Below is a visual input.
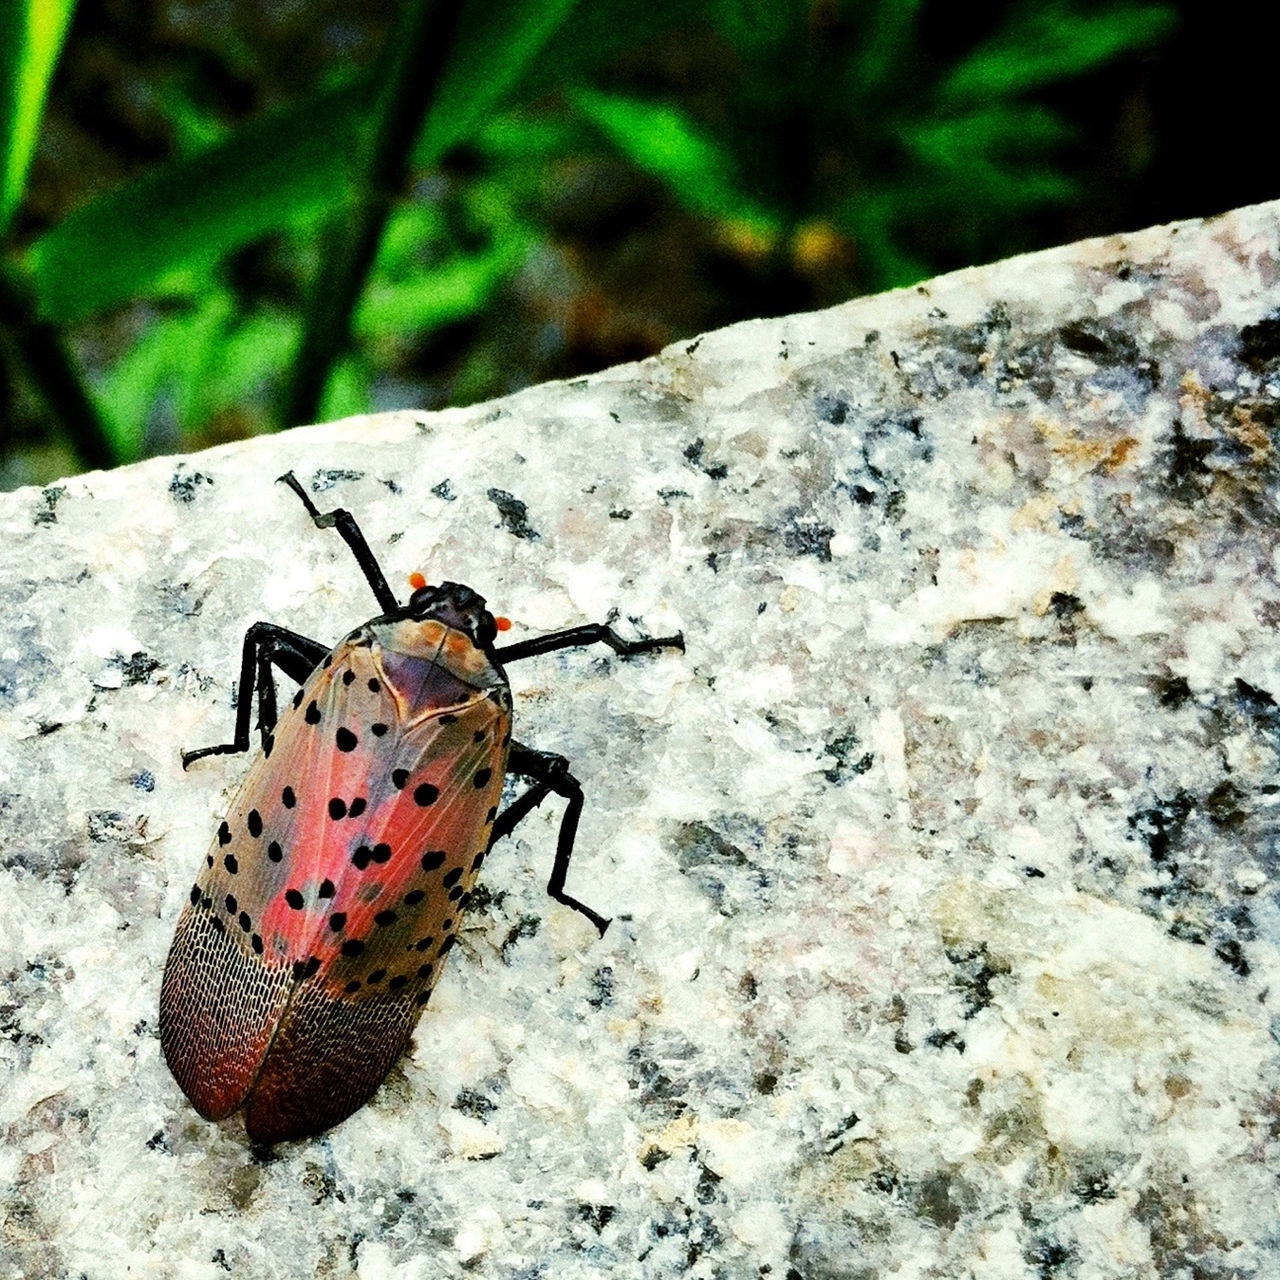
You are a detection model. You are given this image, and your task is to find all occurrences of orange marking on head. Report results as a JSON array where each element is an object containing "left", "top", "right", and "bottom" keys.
[
  {"left": 408, "top": 572, "right": 427, "bottom": 591},
  {"left": 446, "top": 632, "right": 468, "bottom": 655},
  {"left": 494, "top": 616, "right": 512, "bottom": 632}
]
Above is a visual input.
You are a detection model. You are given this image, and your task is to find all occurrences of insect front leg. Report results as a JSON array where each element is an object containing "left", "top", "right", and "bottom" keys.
[
  {"left": 181, "top": 622, "right": 329, "bottom": 768},
  {"left": 494, "top": 743, "right": 609, "bottom": 936},
  {"left": 277, "top": 472, "right": 401, "bottom": 615},
  {"left": 494, "top": 621, "right": 685, "bottom": 666}
]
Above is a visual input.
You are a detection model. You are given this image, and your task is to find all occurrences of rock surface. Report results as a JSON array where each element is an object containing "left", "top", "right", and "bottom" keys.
[{"left": 2, "top": 200, "right": 1279, "bottom": 1279}]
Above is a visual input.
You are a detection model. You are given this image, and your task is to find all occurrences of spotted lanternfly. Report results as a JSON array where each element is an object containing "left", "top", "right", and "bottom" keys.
[{"left": 159, "top": 472, "right": 683, "bottom": 1144}]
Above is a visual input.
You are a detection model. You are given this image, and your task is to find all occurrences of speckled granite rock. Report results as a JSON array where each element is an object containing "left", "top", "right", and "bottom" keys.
[{"left": 3, "top": 201, "right": 1280, "bottom": 1279}]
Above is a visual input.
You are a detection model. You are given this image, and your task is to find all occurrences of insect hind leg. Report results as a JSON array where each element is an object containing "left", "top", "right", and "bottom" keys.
[
  {"left": 277, "top": 472, "right": 401, "bottom": 615},
  {"left": 181, "top": 622, "right": 329, "bottom": 769},
  {"left": 493, "top": 743, "right": 608, "bottom": 936}
]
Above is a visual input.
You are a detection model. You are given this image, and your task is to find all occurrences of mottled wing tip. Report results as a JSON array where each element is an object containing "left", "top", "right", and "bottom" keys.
[
  {"left": 242, "top": 985, "right": 419, "bottom": 1143},
  {"left": 159, "top": 905, "right": 291, "bottom": 1122}
]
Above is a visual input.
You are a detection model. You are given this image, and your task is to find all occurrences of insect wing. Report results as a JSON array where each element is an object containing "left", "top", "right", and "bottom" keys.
[
  {"left": 241, "top": 640, "right": 509, "bottom": 1141},
  {"left": 161, "top": 629, "right": 511, "bottom": 1141}
]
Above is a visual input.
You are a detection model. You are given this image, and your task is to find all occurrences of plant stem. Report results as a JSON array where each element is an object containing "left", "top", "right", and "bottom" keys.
[
  {"left": 0, "top": 259, "right": 116, "bottom": 472},
  {"left": 282, "top": 0, "right": 468, "bottom": 429}
]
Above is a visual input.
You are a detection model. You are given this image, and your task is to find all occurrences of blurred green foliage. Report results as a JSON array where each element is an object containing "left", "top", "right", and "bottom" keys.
[{"left": 0, "top": 0, "right": 1177, "bottom": 488}]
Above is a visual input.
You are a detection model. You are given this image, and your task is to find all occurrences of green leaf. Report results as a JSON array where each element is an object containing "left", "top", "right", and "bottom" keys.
[
  {"left": 318, "top": 355, "right": 371, "bottom": 423},
  {"left": 0, "top": 0, "right": 77, "bottom": 236},
  {"left": 414, "top": 0, "right": 580, "bottom": 168},
  {"left": 571, "top": 87, "right": 782, "bottom": 235},
  {"left": 97, "top": 291, "right": 230, "bottom": 459},
  {"left": 27, "top": 78, "right": 370, "bottom": 324},
  {"left": 904, "top": 106, "right": 1075, "bottom": 169},
  {"left": 356, "top": 235, "right": 530, "bottom": 343},
  {"left": 852, "top": 0, "right": 928, "bottom": 96},
  {"left": 511, "top": 0, "right": 689, "bottom": 98},
  {"left": 939, "top": 4, "right": 1177, "bottom": 105}
]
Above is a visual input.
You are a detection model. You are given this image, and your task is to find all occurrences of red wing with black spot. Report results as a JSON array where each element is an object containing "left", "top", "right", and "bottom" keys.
[{"left": 160, "top": 624, "right": 509, "bottom": 1142}]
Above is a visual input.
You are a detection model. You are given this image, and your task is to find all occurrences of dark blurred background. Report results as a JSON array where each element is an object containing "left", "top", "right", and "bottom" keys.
[{"left": 0, "top": 0, "right": 1272, "bottom": 489}]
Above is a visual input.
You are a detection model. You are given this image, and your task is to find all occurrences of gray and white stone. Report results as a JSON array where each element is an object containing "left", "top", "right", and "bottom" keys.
[{"left": 2, "top": 200, "right": 1279, "bottom": 1279}]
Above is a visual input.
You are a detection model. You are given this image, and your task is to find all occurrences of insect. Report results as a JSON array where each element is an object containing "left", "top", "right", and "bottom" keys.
[{"left": 159, "top": 472, "right": 683, "bottom": 1144}]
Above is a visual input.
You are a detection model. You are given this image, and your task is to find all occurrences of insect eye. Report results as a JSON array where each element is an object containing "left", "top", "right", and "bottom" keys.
[
  {"left": 494, "top": 616, "right": 512, "bottom": 632},
  {"left": 408, "top": 572, "right": 427, "bottom": 591}
]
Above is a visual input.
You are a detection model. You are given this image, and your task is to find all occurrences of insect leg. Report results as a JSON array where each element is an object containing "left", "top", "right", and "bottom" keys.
[
  {"left": 494, "top": 622, "right": 685, "bottom": 665},
  {"left": 277, "top": 471, "right": 401, "bottom": 615},
  {"left": 181, "top": 622, "right": 329, "bottom": 768},
  {"left": 494, "top": 743, "right": 609, "bottom": 936}
]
